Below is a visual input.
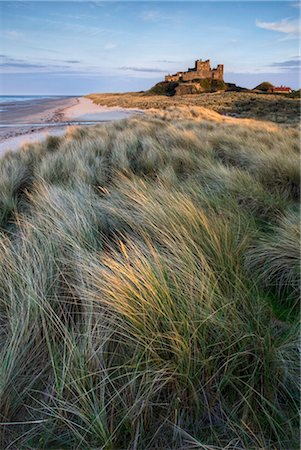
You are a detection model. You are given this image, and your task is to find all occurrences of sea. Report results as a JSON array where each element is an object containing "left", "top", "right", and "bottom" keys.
[
  {"left": 0, "top": 95, "right": 74, "bottom": 103},
  {"left": 0, "top": 95, "right": 78, "bottom": 113}
]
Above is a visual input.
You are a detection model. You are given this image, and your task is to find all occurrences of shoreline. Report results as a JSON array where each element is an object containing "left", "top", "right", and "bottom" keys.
[
  {"left": 0, "top": 97, "right": 142, "bottom": 155},
  {"left": 0, "top": 96, "right": 78, "bottom": 152}
]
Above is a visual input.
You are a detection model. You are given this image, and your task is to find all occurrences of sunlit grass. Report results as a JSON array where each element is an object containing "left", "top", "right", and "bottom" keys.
[
  {"left": 87, "top": 91, "right": 300, "bottom": 124},
  {"left": 0, "top": 106, "right": 299, "bottom": 449}
]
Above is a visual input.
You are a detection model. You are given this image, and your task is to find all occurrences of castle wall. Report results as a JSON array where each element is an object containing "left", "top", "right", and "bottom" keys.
[
  {"left": 165, "top": 71, "right": 185, "bottom": 82},
  {"left": 165, "top": 75, "right": 179, "bottom": 82},
  {"left": 165, "top": 60, "right": 224, "bottom": 83},
  {"left": 182, "top": 69, "right": 212, "bottom": 81}
]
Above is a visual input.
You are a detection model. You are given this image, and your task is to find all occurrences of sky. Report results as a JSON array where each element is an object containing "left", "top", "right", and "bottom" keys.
[{"left": 1, "top": 0, "right": 300, "bottom": 94}]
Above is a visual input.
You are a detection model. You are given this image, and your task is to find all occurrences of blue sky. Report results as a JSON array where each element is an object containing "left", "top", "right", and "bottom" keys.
[{"left": 1, "top": 1, "right": 300, "bottom": 94}]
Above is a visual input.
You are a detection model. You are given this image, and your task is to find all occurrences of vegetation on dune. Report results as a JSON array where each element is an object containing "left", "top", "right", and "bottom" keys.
[
  {"left": 147, "top": 80, "right": 179, "bottom": 96},
  {"left": 0, "top": 105, "right": 300, "bottom": 449},
  {"left": 87, "top": 91, "right": 300, "bottom": 124},
  {"left": 148, "top": 78, "right": 227, "bottom": 96},
  {"left": 254, "top": 82, "right": 274, "bottom": 92},
  {"left": 287, "top": 89, "right": 301, "bottom": 99}
]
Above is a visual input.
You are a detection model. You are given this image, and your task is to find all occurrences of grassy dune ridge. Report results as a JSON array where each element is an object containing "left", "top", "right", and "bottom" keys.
[
  {"left": 87, "top": 91, "right": 300, "bottom": 124},
  {"left": 0, "top": 105, "right": 300, "bottom": 449}
]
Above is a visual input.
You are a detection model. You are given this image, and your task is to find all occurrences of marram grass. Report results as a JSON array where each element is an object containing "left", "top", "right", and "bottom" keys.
[{"left": 0, "top": 105, "right": 299, "bottom": 449}]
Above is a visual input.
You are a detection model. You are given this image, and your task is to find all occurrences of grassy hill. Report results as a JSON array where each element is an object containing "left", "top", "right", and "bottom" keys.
[
  {"left": 0, "top": 104, "right": 299, "bottom": 449},
  {"left": 148, "top": 78, "right": 228, "bottom": 95},
  {"left": 254, "top": 81, "right": 274, "bottom": 92},
  {"left": 148, "top": 80, "right": 179, "bottom": 95}
]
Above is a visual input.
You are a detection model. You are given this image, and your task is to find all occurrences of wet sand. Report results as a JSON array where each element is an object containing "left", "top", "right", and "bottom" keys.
[
  {"left": 0, "top": 96, "right": 78, "bottom": 126},
  {"left": 0, "top": 97, "right": 142, "bottom": 154}
]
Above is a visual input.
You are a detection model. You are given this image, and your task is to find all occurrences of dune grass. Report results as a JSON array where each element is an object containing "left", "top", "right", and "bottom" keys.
[
  {"left": 87, "top": 91, "right": 300, "bottom": 124},
  {"left": 0, "top": 105, "right": 299, "bottom": 449}
]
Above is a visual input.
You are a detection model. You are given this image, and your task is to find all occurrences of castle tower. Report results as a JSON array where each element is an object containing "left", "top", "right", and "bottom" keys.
[
  {"left": 195, "top": 59, "right": 211, "bottom": 73},
  {"left": 211, "top": 64, "right": 224, "bottom": 80}
]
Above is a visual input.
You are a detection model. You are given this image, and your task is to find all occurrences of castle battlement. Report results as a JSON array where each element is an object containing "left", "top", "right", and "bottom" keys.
[{"left": 165, "top": 59, "right": 224, "bottom": 83}]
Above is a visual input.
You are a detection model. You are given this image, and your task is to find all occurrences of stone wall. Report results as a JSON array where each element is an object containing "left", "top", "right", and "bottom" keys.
[
  {"left": 212, "top": 65, "right": 224, "bottom": 80},
  {"left": 164, "top": 75, "right": 179, "bottom": 82},
  {"left": 165, "top": 59, "right": 224, "bottom": 83}
]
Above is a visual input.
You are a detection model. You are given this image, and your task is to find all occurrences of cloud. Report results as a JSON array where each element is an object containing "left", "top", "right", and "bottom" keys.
[
  {"left": 141, "top": 10, "right": 161, "bottom": 22},
  {"left": 0, "top": 55, "right": 124, "bottom": 77},
  {"left": 269, "top": 58, "right": 300, "bottom": 72},
  {"left": 50, "top": 12, "right": 96, "bottom": 20},
  {"left": 28, "top": 46, "right": 61, "bottom": 54},
  {"left": 64, "top": 60, "right": 81, "bottom": 64},
  {"left": 118, "top": 66, "right": 165, "bottom": 73},
  {"left": 271, "top": 59, "right": 300, "bottom": 67},
  {"left": 256, "top": 18, "right": 300, "bottom": 35},
  {"left": 139, "top": 8, "right": 182, "bottom": 25},
  {"left": 2, "top": 62, "right": 47, "bottom": 69},
  {"left": 228, "top": 56, "right": 300, "bottom": 76},
  {"left": 104, "top": 43, "right": 117, "bottom": 50},
  {"left": 0, "top": 55, "right": 72, "bottom": 73},
  {"left": 208, "top": 25, "right": 240, "bottom": 33},
  {"left": 19, "top": 14, "right": 128, "bottom": 38},
  {"left": 156, "top": 59, "right": 178, "bottom": 64},
  {"left": 3, "top": 30, "right": 24, "bottom": 40}
]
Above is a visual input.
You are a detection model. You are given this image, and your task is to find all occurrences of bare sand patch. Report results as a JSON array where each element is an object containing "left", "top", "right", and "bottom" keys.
[{"left": 63, "top": 97, "right": 142, "bottom": 122}]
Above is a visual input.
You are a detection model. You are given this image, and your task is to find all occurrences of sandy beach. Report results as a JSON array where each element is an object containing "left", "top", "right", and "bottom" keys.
[{"left": 0, "top": 97, "right": 142, "bottom": 154}]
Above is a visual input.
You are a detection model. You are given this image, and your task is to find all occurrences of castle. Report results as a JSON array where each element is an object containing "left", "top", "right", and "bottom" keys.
[{"left": 165, "top": 59, "right": 224, "bottom": 83}]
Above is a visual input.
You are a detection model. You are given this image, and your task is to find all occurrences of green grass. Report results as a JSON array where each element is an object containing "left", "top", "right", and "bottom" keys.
[
  {"left": 0, "top": 106, "right": 300, "bottom": 449},
  {"left": 254, "top": 82, "right": 274, "bottom": 92}
]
